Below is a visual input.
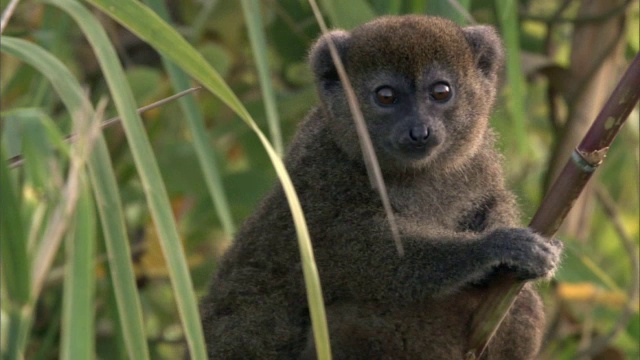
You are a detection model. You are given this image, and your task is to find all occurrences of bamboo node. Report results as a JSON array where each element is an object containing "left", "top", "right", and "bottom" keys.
[{"left": 572, "top": 147, "right": 609, "bottom": 171}]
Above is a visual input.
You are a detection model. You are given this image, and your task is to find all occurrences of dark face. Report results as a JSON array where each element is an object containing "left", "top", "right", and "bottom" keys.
[
  {"left": 353, "top": 66, "right": 460, "bottom": 169},
  {"left": 311, "top": 16, "right": 503, "bottom": 174}
]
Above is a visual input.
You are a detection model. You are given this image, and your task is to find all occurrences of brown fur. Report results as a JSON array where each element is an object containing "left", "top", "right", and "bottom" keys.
[{"left": 199, "top": 16, "right": 562, "bottom": 359}]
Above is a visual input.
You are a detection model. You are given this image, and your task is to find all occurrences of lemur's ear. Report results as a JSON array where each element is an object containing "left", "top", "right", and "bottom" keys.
[
  {"left": 309, "top": 30, "right": 351, "bottom": 90},
  {"left": 463, "top": 25, "right": 504, "bottom": 81}
]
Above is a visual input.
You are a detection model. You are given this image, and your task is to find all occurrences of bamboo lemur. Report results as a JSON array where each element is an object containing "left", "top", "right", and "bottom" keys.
[{"left": 199, "top": 15, "right": 563, "bottom": 359}]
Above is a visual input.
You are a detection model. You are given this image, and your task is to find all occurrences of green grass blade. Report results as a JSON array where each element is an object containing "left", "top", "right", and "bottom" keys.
[
  {"left": 6, "top": 109, "right": 68, "bottom": 256},
  {"left": 32, "top": 305, "right": 62, "bottom": 360},
  {"left": 60, "top": 180, "right": 96, "bottom": 360},
  {"left": 87, "top": 133, "right": 149, "bottom": 360},
  {"left": 318, "top": 0, "right": 376, "bottom": 28},
  {"left": 142, "top": 0, "right": 236, "bottom": 237},
  {"left": 240, "top": 0, "right": 284, "bottom": 156},
  {"left": 0, "top": 143, "right": 30, "bottom": 306},
  {"left": 386, "top": 0, "right": 402, "bottom": 15},
  {"left": 0, "top": 35, "right": 150, "bottom": 360},
  {"left": 81, "top": 0, "right": 330, "bottom": 357},
  {"left": 495, "top": 0, "right": 528, "bottom": 156},
  {"left": 101, "top": 266, "right": 129, "bottom": 360},
  {"left": 19, "top": 113, "right": 61, "bottom": 194},
  {"left": 3, "top": 308, "right": 33, "bottom": 360},
  {"left": 87, "top": 112, "right": 152, "bottom": 355},
  {"left": 4, "top": 108, "right": 71, "bottom": 163},
  {"left": 86, "top": 0, "right": 252, "bottom": 121},
  {"left": 0, "top": 37, "right": 89, "bottom": 114},
  {"left": 41, "top": 0, "right": 207, "bottom": 357},
  {"left": 0, "top": 143, "right": 33, "bottom": 360},
  {"left": 426, "top": 0, "right": 471, "bottom": 24},
  {"left": 409, "top": 0, "right": 428, "bottom": 14},
  {"left": 1, "top": 35, "right": 88, "bottom": 299}
]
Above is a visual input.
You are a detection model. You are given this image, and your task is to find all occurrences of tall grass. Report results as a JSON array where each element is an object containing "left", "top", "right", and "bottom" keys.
[
  {"left": 2, "top": 0, "right": 329, "bottom": 358},
  {"left": 1, "top": 1, "right": 637, "bottom": 359}
]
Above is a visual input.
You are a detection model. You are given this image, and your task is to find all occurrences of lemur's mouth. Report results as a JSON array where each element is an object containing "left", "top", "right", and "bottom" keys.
[{"left": 394, "top": 132, "right": 441, "bottom": 160}]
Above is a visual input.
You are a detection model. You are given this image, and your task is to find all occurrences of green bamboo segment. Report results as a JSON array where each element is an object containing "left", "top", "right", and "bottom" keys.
[
  {"left": 240, "top": 0, "right": 284, "bottom": 156},
  {"left": 0, "top": 35, "right": 150, "bottom": 359},
  {"left": 143, "top": 0, "right": 236, "bottom": 237},
  {"left": 61, "top": 181, "right": 96, "bottom": 360},
  {"left": 41, "top": 0, "right": 207, "bottom": 358},
  {"left": 82, "top": 0, "right": 330, "bottom": 357}
]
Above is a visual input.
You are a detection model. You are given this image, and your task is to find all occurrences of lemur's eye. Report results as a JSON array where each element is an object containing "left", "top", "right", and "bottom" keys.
[
  {"left": 375, "top": 86, "right": 397, "bottom": 106},
  {"left": 430, "top": 82, "right": 451, "bottom": 102}
]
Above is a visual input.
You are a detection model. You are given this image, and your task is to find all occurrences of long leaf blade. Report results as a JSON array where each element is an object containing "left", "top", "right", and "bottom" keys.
[
  {"left": 495, "top": 0, "right": 528, "bottom": 156},
  {"left": 61, "top": 180, "right": 96, "bottom": 360},
  {"left": 0, "top": 142, "right": 30, "bottom": 306},
  {"left": 1, "top": 35, "right": 151, "bottom": 360},
  {"left": 41, "top": 0, "right": 207, "bottom": 357},
  {"left": 81, "top": 0, "right": 330, "bottom": 357},
  {"left": 142, "top": 0, "right": 236, "bottom": 237},
  {"left": 240, "top": 0, "right": 284, "bottom": 155}
]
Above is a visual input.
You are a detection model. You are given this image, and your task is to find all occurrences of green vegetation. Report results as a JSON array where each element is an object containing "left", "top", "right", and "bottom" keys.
[{"left": 1, "top": 1, "right": 638, "bottom": 359}]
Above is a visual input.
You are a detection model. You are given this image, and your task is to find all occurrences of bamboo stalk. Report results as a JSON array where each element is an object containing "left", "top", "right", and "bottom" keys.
[{"left": 465, "top": 52, "right": 640, "bottom": 359}]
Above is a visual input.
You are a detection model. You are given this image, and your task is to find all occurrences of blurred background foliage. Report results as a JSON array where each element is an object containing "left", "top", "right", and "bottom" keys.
[{"left": 0, "top": 0, "right": 638, "bottom": 359}]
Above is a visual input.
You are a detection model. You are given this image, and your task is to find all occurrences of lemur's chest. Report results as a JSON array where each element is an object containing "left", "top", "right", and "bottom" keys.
[{"left": 388, "top": 179, "right": 483, "bottom": 232}]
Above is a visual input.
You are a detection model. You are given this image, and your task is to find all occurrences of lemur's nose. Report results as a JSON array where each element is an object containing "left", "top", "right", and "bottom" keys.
[{"left": 409, "top": 124, "right": 430, "bottom": 146}]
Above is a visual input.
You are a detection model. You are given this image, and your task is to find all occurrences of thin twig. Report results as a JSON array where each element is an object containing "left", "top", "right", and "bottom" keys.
[
  {"left": 80, "top": 86, "right": 201, "bottom": 137},
  {"left": 8, "top": 86, "right": 201, "bottom": 168},
  {"left": 0, "top": 0, "right": 20, "bottom": 34},
  {"left": 307, "top": 0, "right": 403, "bottom": 257}
]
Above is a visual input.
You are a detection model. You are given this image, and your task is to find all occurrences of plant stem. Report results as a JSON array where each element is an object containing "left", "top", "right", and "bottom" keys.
[{"left": 465, "top": 52, "right": 640, "bottom": 359}]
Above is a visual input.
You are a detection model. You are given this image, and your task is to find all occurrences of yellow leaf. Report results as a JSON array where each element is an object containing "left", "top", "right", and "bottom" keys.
[{"left": 557, "top": 282, "right": 636, "bottom": 310}]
